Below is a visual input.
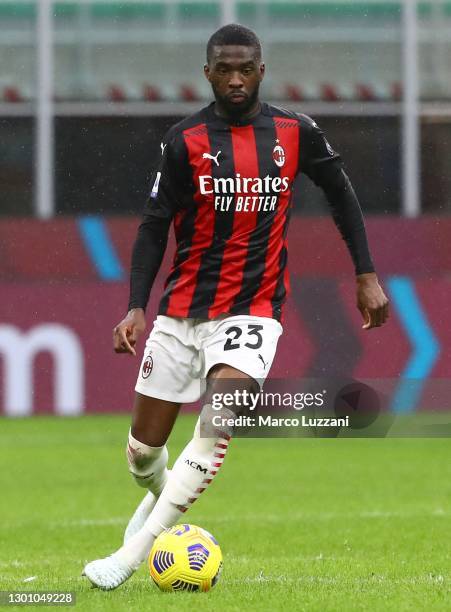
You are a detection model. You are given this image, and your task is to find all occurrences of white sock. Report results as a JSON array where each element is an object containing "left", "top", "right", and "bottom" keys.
[
  {"left": 116, "top": 408, "right": 233, "bottom": 568},
  {"left": 126, "top": 430, "right": 169, "bottom": 496}
]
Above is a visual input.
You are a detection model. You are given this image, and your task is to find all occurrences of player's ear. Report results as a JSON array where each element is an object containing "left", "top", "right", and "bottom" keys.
[
  {"left": 259, "top": 63, "right": 265, "bottom": 80},
  {"left": 204, "top": 64, "right": 211, "bottom": 82}
]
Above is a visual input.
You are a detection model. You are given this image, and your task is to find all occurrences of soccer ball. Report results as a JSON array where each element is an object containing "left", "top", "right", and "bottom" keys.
[{"left": 149, "top": 524, "right": 223, "bottom": 592}]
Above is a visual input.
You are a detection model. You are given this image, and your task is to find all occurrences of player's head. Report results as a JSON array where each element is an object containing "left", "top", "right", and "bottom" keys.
[{"left": 204, "top": 24, "right": 265, "bottom": 117}]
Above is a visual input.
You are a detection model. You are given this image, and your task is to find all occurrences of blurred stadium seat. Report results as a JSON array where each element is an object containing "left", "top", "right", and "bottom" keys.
[
  {"left": 2, "top": 1, "right": 451, "bottom": 215},
  {"left": 1, "top": 1, "right": 451, "bottom": 102}
]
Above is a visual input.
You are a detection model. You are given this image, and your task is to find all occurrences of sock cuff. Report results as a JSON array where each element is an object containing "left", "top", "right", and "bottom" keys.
[{"left": 128, "top": 429, "right": 166, "bottom": 454}]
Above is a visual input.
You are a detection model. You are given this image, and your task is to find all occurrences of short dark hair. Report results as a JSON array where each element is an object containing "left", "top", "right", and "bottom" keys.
[{"left": 206, "top": 24, "right": 262, "bottom": 63}]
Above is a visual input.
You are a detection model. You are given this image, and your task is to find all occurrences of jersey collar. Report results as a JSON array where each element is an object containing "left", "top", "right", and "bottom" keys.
[{"left": 205, "top": 101, "right": 270, "bottom": 127}]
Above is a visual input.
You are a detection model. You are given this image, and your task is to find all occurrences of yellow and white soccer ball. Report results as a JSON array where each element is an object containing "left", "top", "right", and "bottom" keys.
[{"left": 148, "top": 524, "right": 223, "bottom": 592}]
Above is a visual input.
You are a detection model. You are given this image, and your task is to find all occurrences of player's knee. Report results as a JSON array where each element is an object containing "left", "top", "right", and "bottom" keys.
[
  {"left": 206, "top": 368, "right": 259, "bottom": 420},
  {"left": 208, "top": 363, "right": 259, "bottom": 393},
  {"left": 190, "top": 404, "right": 234, "bottom": 455},
  {"left": 126, "top": 429, "right": 168, "bottom": 490}
]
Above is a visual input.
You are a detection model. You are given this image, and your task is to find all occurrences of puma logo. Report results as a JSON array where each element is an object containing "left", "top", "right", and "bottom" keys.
[
  {"left": 202, "top": 150, "right": 222, "bottom": 166},
  {"left": 258, "top": 354, "right": 268, "bottom": 369}
]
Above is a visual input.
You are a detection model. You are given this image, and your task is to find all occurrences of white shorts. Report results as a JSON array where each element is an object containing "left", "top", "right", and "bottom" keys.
[{"left": 135, "top": 314, "right": 283, "bottom": 403}]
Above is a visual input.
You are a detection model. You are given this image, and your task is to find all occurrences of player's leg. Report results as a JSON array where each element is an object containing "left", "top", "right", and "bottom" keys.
[
  {"left": 108, "top": 363, "right": 253, "bottom": 572},
  {"left": 123, "top": 392, "right": 181, "bottom": 543},
  {"left": 82, "top": 364, "right": 249, "bottom": 590},
  {"left": 82, "top": 393, "right": 181, "bottom": 589},
  {"left": 83, "top": 315, "right": 283, "bottom": 590},
  {"left": 83, "top": 316, "right": 201, "bottom": 589},
  {"left": 131, "top": 392, "right": 181, "bottom": 447}
]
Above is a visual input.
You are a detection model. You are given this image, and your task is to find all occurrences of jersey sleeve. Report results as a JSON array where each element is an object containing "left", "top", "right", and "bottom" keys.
[
  {"left": 144, "top": 131, "right": 187, "bottom": 220},
  {"left": 127, "top": 130, "right": 187, "bottom": 312},
  {"left": 298, "top": 114, "right": 342, "bottom": 183},
  {"left": 298, "top": 114, "right": 375, "bottom": 275}
]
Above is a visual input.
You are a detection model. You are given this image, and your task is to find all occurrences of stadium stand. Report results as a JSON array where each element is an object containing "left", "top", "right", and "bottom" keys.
[{"left": 1, "top": 1, "right": 450, "bottom": 102}]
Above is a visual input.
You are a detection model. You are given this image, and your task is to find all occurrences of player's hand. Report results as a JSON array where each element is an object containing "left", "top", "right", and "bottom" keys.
[
  {"left": 356, "top": 272, "right": 389, "bottom": 330},
  {"left": 113, "top": 308, "right": 146, "bottom": 356}
]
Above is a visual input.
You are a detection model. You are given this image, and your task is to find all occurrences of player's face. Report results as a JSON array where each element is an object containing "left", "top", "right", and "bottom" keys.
[{"left": 204, "top": 45, "right": 265, "bottom": 117}]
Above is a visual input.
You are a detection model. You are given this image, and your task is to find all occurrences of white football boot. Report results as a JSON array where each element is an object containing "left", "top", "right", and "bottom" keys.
[{"left": 82, "top": 554, "right": 136, "bottom": 590}]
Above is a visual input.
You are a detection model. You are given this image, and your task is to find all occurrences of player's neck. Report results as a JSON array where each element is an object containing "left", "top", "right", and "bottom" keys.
[{"left": 213, "top": 100, "right": 262, "bottom": 124}]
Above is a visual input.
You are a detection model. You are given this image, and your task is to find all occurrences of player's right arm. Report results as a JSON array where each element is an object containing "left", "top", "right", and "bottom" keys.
[
  {"left": 113, "top": 133, "right": 183, "bottom": 355},
  {"left": 113, "top": 214, "right": 171, "bottom": 355}
]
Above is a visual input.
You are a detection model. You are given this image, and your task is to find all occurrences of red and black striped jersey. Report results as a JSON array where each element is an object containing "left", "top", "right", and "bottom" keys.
[{"left": 140, "top": 102, "right": 367, "bottom": 321}]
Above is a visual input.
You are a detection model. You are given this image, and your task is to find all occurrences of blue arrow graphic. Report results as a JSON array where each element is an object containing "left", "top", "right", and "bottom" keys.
[
  {"left": 78, "top": 216, "right": 125, "bottom": 281},
  {"left": 387, "top": 276, "right": 440, "bottom": 413}
]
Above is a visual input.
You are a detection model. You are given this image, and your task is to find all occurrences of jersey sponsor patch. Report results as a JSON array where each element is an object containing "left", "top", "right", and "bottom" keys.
[{"left": 150, "top": 171, "right": 162, "bottom": 199}]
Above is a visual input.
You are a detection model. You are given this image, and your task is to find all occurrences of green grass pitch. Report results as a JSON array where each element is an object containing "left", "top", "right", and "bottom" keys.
[{"left": 1, "top": 414, "right": 450, "bottom": 611}]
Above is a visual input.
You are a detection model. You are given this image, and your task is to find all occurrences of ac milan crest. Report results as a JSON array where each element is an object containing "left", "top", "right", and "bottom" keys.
[
  {"left": 142, "top": 354, "right": 153, "bottom": 379},
  {"left": 272, "top": 140, "right": 286, "bottom": 168}
]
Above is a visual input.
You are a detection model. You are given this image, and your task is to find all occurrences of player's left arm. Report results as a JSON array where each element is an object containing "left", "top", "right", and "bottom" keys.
[{"left": 298, "top": 115, "right": 389, "bottom": 329}]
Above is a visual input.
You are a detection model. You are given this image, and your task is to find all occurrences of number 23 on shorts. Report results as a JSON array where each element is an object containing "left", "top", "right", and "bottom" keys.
[{"left": 223, "top": 324, "right": 263, "bottom": 351}]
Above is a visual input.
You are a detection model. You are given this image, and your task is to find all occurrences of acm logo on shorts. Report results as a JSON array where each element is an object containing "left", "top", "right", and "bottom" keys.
[{"left": 142, "top": 353, "right": 154, "bottom": 379}]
